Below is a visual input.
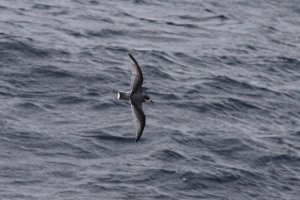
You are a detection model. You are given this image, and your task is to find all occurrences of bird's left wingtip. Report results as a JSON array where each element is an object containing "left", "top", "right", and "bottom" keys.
[{"left": 128, "top": 53, "right": 134, "bottom": 60}]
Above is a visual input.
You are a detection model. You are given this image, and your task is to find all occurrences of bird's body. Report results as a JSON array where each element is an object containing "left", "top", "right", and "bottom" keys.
[
  {"left": 130, "top": 92, "right": 144, "bottom": 104},
  {"left": 117, "top": 53, "right": 153, "bottom": 142}
]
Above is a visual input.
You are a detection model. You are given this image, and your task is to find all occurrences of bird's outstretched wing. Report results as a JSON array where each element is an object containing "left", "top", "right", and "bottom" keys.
[
  {"left": 129, "top": 53, "right": 143, "bottom": 94},
  {"left": 131, "top": 103, "right": 146, "bottom": 142}
]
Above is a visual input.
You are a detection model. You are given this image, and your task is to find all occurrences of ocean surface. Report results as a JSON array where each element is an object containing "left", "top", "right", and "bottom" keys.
[{"left": 0, "top": 0, "right": 300, "bottom": 199}]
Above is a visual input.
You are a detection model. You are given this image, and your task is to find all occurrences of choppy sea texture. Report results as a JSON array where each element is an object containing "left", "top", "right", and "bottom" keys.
[{"left": 0, "top": 0, "right": 300, "bottom": 199}]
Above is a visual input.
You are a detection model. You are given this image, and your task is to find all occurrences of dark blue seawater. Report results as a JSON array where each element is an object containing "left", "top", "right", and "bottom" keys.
[{"left": 0, "top": 0, "right": 300, "bottom": 199}]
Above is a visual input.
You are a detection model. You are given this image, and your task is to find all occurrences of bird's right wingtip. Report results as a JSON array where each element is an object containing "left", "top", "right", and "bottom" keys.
[{"left": 135, "top": 136, "right": 141, "bottom": 143}]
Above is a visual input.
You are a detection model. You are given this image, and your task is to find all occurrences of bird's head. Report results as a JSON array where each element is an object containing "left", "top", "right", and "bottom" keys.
[{"left": 144, "top": 95, "right": 153, "bottom": 103}]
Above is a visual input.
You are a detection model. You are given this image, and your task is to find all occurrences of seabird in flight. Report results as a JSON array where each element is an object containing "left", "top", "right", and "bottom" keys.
[{"left": 118, "top": 53, "right": 153, "bottom": 142}]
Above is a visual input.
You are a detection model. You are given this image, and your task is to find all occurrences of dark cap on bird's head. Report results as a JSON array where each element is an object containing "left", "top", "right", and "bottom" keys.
[{"left": 144, "top": 95, "right": 153, "bottom": 103}]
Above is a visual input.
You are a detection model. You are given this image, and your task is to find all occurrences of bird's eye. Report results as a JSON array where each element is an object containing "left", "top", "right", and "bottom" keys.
[{"left": 144, "top": 95, "right": 150, "bottom": 100}]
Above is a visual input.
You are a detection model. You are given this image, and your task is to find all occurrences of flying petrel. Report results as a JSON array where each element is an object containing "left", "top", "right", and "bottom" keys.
[{"left": 118, "top": 53, "right": 153, "bottom": 142}]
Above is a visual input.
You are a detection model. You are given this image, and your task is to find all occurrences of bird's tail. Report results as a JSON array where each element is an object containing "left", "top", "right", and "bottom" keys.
[{"left": 117, "top": 91, "right": 130, "bottom": 101}]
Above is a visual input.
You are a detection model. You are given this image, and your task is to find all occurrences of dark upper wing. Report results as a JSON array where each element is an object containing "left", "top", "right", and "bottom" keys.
[
  {"left": 129, "top": 53, "right": 143, "bottom": 94},
  {"left": 131, "top": 103, "right": 146, "bottom": 142}
]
